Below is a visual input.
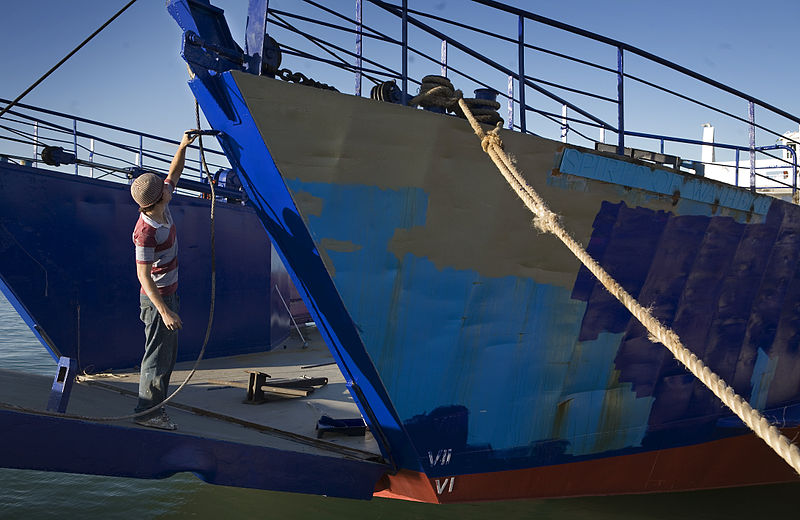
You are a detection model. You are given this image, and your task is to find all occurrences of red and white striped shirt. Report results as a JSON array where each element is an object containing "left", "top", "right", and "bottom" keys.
[{"left": 132, "top": 181, "right": 178, "bottom": 295}]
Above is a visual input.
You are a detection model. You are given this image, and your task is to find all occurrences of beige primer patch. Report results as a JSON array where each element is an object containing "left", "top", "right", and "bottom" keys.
[
  {"left": 233, "top": 72, "right": 741, "bottom": 287},
  {"left": 320, "top": 238, "right": 362, "bottom": 253},
  {"left": 292, "top": 190, "right": 324, "bottom": 217}
]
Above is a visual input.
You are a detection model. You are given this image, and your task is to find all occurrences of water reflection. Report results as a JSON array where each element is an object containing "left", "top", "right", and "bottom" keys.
[{"left": 0, "top": 468, "right": 797, "bottom": 520}]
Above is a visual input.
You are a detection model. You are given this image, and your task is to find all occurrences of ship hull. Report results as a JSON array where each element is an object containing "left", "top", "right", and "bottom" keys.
[
  {"left": 376, "top": 425, "right": 800, "bottom": 502},
  {"left": 0, "top": 160, "right": 290, "bottom": 372},
  {"left": 189, "top": 70, "right": 800, "bottom": 502}
]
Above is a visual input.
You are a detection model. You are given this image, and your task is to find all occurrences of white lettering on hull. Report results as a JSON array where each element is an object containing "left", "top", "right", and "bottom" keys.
[{"left": 435, "top": 477, "right": 456, "bottom": 494}]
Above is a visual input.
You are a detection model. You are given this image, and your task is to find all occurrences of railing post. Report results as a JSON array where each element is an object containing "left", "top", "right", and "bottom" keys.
[
  {"left": 401, "top": 0, "right": 408, "bottom": 106},
  {"left": 507, "top": 74, "right": 514, "bottom": 130},
  {"left": 517, "top": 15, "right": 526, "bottom": 133},
  {"left": 749, "top": 101, "right": 756, "bottom": 192},
  {"left": 245, "top": 0, "right": 269, "bottom": 75},
  {"left": 33, "top": 121, "right": 39, "bottom": 168},
  {"left": 441, "top": 40, "right": 447, "bottom": 78},
  {"left": 73, "top": 119, "right": 78, "bottom": 175},
  {"left": 561, "top": 104, "right": 568, "bottom": 143},
  {"left": 790, "top": 147, "right": 798, "bottom": 203},
  {"left": 735, "top": 149, "right": 740, "bottom": 187},
  {"left": 617, "top": 46, "right": 624, "bottom": 156},
  {"left": 89, "top": 138, "right": 95, "bottom": 178},
  {"left": 138, "top": 134, "right": 143, "bottom": 168},
  {"left": 355, "top": 0, "right": 362, "bottom": 96}
]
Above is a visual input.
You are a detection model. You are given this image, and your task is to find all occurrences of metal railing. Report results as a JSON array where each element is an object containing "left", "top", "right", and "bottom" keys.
[
  {"left": 0, "top": 97, "right": 239, "bottom": 200},
  {"left": 261, "top": 0, "right": 800, "bottom": 201}
]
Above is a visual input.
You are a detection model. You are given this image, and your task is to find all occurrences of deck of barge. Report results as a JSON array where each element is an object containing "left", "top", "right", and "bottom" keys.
[{"left": 0, "top": 327, "right": 388, "bottom": 499}]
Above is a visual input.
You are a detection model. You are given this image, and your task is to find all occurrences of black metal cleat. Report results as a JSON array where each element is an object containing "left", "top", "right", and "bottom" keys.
[
  {"left": 316, "top": 415, "right": 367, "bottom": 439},
  {"left": 245, "top": 372, "right": 328, "bottom": 404}
]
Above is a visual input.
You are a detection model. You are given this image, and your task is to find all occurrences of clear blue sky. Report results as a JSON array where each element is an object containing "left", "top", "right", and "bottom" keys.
[{"left": 1, "top": 0, "right": 798, "bottom": 161}]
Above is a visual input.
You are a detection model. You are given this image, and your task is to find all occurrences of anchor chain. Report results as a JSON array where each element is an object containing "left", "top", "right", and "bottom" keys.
[{"left": 277, "top": 68, "right": 338, "bottom": 92}]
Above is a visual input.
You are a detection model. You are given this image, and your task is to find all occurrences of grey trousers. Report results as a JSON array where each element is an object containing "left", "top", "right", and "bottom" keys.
[{"left": 135, "top": 292, "right": 179, "bottom": 416}]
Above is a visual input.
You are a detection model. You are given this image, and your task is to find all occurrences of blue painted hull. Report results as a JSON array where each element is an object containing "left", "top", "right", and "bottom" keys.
[
  {"left": 0, "top": 409, "right": 386, "bottom": 500},
  {"left": 187, "top": 70, "right": 800, "bottom": 500},
  {"left": 0, "top": 161, "right": 290, "bottom": 372}
]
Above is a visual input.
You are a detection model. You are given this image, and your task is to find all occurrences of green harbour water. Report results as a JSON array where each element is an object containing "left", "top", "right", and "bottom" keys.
[{"left": 0, "top": 293, "right": 798, "bottom": 519}]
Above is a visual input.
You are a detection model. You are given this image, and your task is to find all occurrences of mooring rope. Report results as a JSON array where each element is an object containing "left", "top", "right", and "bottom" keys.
[
  {"left": 0, "top": 101, "right": 217, "bottom": 423},
  {"left": 445, "top": 93, "right": 800, "bottom": 475},
  {"left": 0, "top": 0, "right": 140, "bottom": 120},
  {"left": 409, "top": 75, "right": 503, "bottom": 126}
]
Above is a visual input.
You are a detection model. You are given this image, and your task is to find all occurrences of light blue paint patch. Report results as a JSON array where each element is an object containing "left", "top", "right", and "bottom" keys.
[
  {"left": 286, "top": 178, "right": 654, "bottom": 454},
  {"left": 556, "top": 386, "right": 654, "bottom": 456},
  {"left": 548, "top": 157, "right": 751, "bottom": 224},
  {"left": 325, "top": 235, "right": 590, "bottom": 448},
  {"left": 285, "top": 179, "right": 429, "bottom": 363},
  {"left": 674, "top": 198, "right": 713, "bottom": 218},
  {"left": 750, "top": 348, "right": 778, "bottom": 410},
  {"left": 559, "top": 149, "right": 772, "bottom": 215},
  {"left": 458, "top": 279, "right": 586, "bottom": 449},
  {"left": 554, "top": 332, "right": 654, "bottom": 456},
  {"left": 365, "top": 257, "right": 594, "bottom": 450},
  {"left": 561, "top": 332, "right": 625, "bottom": 396}
]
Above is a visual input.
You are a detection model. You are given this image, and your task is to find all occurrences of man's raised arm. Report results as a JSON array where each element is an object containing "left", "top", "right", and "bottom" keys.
[{"left": 166, "top": 132, "right": 197, "bottom": 187}]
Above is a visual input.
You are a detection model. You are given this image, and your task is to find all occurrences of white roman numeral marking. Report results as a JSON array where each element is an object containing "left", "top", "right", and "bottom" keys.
[
  {"left": 427, "top": 448, "right": 453, "bottom": 466},
  {"left": 435, "top": 477, "right": 455, "bottom": 494}
]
